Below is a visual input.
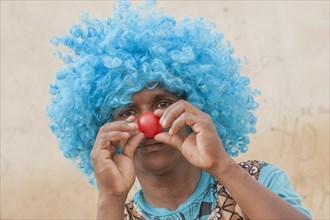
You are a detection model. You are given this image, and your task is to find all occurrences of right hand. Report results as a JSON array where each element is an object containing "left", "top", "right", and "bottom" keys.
[{"left": 91, "top": 116, "right": 144, "bottom": 196}]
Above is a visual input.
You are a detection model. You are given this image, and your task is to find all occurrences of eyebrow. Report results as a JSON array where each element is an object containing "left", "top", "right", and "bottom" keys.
[
  {"left": 152, "top": 93, "right": 177, "bottom": 101},
  {"left": 115, "top": 92, "right": 180, "bottom": 114}
]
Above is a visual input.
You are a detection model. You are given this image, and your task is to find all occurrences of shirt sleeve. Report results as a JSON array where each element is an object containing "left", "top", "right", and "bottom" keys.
[{"left": 258, "top": 162, "right": 312, "bottom": 218}]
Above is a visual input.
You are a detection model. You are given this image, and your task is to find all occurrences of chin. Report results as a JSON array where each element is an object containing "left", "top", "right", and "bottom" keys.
[{"left": 134, "top": 144, "right": 182, "bottom": 175}]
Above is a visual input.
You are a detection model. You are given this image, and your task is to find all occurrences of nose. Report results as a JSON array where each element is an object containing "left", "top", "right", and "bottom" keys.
[
  {"left": 137, "top": 111, "right": 162, "bottom": 139},
  {"left": 135, "top": 107, "right": 156, "bottom": 120}
]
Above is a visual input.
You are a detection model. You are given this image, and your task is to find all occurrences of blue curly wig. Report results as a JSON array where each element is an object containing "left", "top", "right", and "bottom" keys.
[{"left": 47, "top": 0, "right": 259, "bottom": 186}]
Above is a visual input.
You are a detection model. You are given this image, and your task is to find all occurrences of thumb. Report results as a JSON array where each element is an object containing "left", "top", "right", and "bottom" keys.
[
  {"left": 122, "top": 132, "right": 144, "bottom": 159},
  {"left": 154, "top": 132, "right": 184, "bottom": 152}
]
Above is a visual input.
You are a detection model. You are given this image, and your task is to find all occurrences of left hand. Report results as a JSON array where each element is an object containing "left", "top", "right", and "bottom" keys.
[{"left": 154, "top": 100, "right": 233, "bottom": 175}]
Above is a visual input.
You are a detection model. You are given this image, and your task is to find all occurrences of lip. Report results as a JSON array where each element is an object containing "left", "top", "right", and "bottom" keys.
[{"left": 138, "top": 142, "right": 165, "bottom": 153}]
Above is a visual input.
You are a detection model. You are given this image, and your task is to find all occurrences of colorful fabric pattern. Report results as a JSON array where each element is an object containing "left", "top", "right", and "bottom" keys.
[
  {"left": 124, "top": 160, "right": 311, "bottom": 219},
  {"left": 125, "top": 201, "right": 145, "bottom": 220},
  {"left": 206, "top": 160, "right": 263, "bottom": 220}
]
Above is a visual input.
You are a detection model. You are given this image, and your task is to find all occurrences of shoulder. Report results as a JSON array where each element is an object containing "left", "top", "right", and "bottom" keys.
[
  {"left": 253, "top": 161, "right": 291, "bottom": 188},
  {"left": 238, "top": 160, "right": 292, "bottom": 187},
  {"left": 238, "top": 160, "right": 269, "bottom": 180},
  {"left": 242, "top": 160, "right": 312, "bottom": 218}
]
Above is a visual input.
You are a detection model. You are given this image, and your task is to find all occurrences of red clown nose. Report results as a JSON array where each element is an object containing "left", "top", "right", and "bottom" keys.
[{"left": 137, "top": 112, "right": 162, "bottom": 139}]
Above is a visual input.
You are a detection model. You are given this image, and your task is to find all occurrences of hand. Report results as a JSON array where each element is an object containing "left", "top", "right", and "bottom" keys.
[
  {"left": 154, "top": 100, "right": 233, "bottom": 175},
  {"left": 90, "top": 116, "right": 144, "bottom": 196}
]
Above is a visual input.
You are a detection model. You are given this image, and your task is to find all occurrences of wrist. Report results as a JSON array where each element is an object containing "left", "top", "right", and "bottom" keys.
[
  {"left": 98, "top": 192, "right": 127, "bottom": 204},
  {"left": 208, "top": 156, "right": 238, "bottom": 181},
  {"left": 97, "top": 193, "right": 127, "bottom": 219}
]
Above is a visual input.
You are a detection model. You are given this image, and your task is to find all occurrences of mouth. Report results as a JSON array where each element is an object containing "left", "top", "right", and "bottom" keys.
[{"left": 138, "top": 141, "right": 165, "bottom": 153}]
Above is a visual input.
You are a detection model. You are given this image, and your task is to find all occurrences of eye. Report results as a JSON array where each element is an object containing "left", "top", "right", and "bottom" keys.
[
  {"left": 119, "top": 109, "right": 137, "bottom": 118},
  {"left": 156, "top": 100, "right": 172, "bottom": 109}
]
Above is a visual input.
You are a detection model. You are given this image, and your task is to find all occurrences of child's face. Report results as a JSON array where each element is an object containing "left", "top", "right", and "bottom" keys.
[{"left": 113, "top": 85, "right": 190, "bottom": 175}]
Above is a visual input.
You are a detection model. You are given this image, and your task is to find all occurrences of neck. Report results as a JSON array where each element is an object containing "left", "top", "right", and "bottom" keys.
[{"left": 136, "top": 162, "right": 201, "bottom": 211}]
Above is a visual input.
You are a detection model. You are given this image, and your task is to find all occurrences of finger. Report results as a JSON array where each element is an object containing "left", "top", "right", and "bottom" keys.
[
  {"left": 118, "top": 130, "right": 140, "bottom": 149},
  {"left": 126, "top": 115, "right": 136, "bottom": 122},
  {"left": 154, "top": 132, "right": 184, "bottom": 151},
  {"left": 91, "top": 146, "right": 112, "bottom": 165},
  {"left": 122, "top": 133, "right": 144, "bottom": 159},
  {"left": 160, "top": 102, "right": 185, "bottom": 129},
  {"left": 108, "top": 145, "right": 116, "bottom": 158},
  {"left": 100, "top": 120, "right": 138, "bottom": 133},
  {"left": 168, "top": 112, "right": 200, "bottom": 136},
  {"left": 94, "top": 131, "right": 130, "bottom": 151},
  {"left": 93, "top": 117, "right": 138, "bottom": 155},
  {"left": 154, "top": 109, "right": 165, "bottom": 117},
  {"left": 160, "top": 100, "right": 203, "bottom": 129},
  {"left": 122, "top": 132, "right": 144, "bottom": 159}
]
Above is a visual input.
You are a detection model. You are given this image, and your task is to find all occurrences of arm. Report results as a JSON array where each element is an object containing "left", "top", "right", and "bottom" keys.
[
  {"left": 154, "top": 100, "right": 311, "bottom": 219},
  {"left": 97, "top": 193, "right": 127, "bottom": 219},
  {"left": 209, "top": 160, "right": 311, "bottom": 219},
  {"left": 91, "top": 116, "right": 144, "bottom": 219}
]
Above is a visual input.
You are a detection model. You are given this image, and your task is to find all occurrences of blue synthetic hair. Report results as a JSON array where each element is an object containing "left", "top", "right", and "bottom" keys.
[{"left": 47, "top": 0, "right": 259, "bottom": 186}]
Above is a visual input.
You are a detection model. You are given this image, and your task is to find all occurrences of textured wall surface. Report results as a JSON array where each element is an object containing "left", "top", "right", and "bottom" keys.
[{"left": 1, "top": 1, "right": 329, "bottom": 219}]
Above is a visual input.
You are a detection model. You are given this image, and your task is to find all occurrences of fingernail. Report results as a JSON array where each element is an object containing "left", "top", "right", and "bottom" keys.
[
  {"left": 154, "top": 109, "right": 160, "bottom": 115},
  {"left": 129, "top": 123, "right": 138, "bottom": 128},
  {"left": 161, "top": 118, "right": 167, "bottom": 127},
  {"left": 127, "top": 116, "right": 134, "bottom": 121}
]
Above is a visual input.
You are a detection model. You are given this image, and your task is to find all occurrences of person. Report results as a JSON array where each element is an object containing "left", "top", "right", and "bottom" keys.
[{"left": 47, "top": 1, "right": 312, "bottom": 219}]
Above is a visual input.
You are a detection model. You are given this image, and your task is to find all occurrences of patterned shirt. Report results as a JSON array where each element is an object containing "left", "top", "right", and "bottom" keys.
[{"left": 124, "top": 161, "right": 312, "bottom": 219}]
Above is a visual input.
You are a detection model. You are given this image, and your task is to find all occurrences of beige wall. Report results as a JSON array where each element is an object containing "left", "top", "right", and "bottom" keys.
[{"left": 1, "top": 1, "right": 329, "bottom": 219}]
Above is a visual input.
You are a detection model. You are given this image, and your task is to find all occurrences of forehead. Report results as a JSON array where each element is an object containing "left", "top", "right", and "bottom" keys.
[
  {"left": 132, "top": 86, "right": 175, "bottom": 101},
  {"left": 112, "top": 86, "right": 181, "bottom": 118}
]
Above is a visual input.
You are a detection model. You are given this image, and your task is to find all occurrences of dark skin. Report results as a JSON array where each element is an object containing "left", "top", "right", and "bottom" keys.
[{"left": 91, "top": 86, "right": 310, "bottom": 219}]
